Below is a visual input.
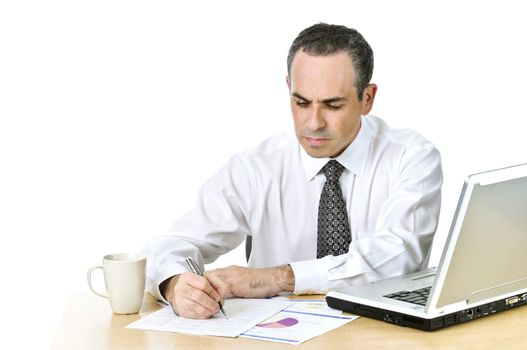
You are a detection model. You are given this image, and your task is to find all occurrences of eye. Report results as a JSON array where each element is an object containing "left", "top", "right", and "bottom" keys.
[
  {"left": 295, "top": 100, "right": 310, "bottom": 108},
  {"left": 326, "top": 103, "right": 343, "bottom": 110}
]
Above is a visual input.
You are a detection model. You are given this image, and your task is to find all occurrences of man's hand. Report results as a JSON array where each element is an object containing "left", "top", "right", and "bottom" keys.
[
  {"left": 207, "top": 265, "right": 295, "bottom": 298},
  {"left": 161, "top": 272, "right": 229, "bottom": 319}
]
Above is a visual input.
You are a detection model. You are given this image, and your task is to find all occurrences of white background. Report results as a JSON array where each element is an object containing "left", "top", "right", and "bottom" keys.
[{"left": 1, "top": 1, "right": 526, "bottom": 348}]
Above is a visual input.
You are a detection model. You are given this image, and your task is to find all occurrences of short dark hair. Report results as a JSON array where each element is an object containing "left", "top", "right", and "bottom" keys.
[{"left": 287, "top": 23, "right": 374, "bottom": 100}]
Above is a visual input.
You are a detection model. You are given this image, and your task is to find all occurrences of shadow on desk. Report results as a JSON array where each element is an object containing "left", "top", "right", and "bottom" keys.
[{"left": 52, "top": 293, "right": 527, "bottom": 350}]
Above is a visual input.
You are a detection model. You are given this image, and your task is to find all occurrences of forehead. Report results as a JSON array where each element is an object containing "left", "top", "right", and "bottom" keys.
[{"left": 289, "top": 50, "right": 356, "bottom": 98}]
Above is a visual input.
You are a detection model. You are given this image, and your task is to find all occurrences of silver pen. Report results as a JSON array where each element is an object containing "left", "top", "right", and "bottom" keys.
[{"left": 185, "top": 257, "right": 228, "bottom": 319}]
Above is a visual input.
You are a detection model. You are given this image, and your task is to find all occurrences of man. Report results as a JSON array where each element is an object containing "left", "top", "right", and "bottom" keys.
[{"left": 142, "top": 23, "right": 442, "bottom": 319}]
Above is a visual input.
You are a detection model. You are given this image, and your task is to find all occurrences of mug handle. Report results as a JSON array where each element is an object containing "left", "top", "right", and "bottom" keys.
[{"left": 87, "top": 265, "right": 109, "bottom": 299}]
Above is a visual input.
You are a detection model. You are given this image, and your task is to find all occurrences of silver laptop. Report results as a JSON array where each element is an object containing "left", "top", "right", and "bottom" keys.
[{"left": 326, "top": 163, "right": 527, "bottom": 331}]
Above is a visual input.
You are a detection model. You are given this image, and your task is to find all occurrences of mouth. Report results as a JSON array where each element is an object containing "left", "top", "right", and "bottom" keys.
[{"left": 304, "top": 136, "right": 330, "bottom": 146}]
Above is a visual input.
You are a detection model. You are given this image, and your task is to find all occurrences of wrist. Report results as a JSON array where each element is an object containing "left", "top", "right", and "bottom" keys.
[
  {"left": 277, "top": 264, "right": 295, "bottom": 293},
  {"left": 160, "top": 275, "right": 179, "bottom": 302}
]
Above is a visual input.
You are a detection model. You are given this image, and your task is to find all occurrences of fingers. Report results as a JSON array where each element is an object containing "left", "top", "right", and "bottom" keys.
[
  {"left": 168, "top": 272, "right": 222, "bottom": 319},
  {"left": 204, "top": 272, "right": 231, "bottom": 304}
]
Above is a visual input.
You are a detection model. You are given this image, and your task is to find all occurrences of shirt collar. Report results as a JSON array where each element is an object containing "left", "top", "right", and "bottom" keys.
[{"left": 300, "top": 116, "right": 370, "bottom": 181}]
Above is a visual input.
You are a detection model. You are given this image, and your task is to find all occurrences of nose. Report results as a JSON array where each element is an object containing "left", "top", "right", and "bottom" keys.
[{"left": 307, "top": 104, "right": 326, "bottom": 131}]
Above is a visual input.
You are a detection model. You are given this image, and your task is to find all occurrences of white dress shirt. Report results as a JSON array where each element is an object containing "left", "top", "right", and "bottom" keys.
[{"left": 142, "top": 115, "right": 443, "bottom": 300}]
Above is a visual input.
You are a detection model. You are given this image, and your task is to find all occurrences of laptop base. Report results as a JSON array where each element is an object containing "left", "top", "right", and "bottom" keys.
[{"left": 326, "top": 291, "right": 527, "bottom": 331}]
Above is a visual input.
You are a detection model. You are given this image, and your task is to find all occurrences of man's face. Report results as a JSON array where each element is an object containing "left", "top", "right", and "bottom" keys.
[{"left": 288, "top": 50, "right": 376, "bottom": 158}]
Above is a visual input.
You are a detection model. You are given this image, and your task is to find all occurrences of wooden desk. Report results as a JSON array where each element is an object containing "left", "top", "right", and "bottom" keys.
[{"left": 52, "top": 293, "right": 527, "bottom": 349}]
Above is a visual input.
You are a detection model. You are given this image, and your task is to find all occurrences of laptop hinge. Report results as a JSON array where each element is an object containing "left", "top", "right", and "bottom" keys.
[{"left": 431, "top": 300, "right": 467, "bottom": 314}]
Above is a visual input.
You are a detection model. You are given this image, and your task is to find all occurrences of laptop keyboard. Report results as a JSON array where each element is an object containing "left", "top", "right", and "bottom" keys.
[{"left": 383, "top": 286, "right": 431, "bottom": 306}]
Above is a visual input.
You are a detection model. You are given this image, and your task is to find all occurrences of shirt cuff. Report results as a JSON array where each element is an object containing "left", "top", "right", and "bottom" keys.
[{"left": 289, "top": 259, "right": 328, "bottom": 294}]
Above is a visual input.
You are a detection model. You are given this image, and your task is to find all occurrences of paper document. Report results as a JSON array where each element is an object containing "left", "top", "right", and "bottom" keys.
[
  {"left": 126, "top": 298, "right": 292, "bottom": 337},
  {"left": 241, "top": 300, "right": 358, "bottom": 345}
]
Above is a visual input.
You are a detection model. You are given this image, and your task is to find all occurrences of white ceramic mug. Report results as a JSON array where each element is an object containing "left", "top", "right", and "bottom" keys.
[{"left": 87, "top": 253, "right": 146, "bottom": 314}]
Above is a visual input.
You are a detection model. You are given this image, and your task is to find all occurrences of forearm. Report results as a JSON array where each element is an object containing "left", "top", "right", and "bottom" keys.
[
  {"left": 208, "top": 264, "right": 295, "bottom": 298},
  {"left": 260, "top": 264, "right": 295, "bottom": 295}
]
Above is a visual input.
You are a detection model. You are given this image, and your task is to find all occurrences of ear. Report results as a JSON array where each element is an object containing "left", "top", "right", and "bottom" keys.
[
  {"left": 286, "top": 75, "right": 291, "bottom": 91},
  {"left": 360, "top": 84, "right": 378, "bottom": 115}
]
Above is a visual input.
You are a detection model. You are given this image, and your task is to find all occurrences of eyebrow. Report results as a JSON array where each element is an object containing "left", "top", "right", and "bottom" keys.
[{"left": 291, "top": 92, "right": 347, "bottom": 104}]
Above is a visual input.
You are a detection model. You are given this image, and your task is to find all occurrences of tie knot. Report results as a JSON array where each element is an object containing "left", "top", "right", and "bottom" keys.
[{"left": 322, "top": 160, "right": 345, "bottom": 182}]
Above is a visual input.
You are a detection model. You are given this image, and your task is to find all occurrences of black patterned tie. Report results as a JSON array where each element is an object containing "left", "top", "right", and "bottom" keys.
[{"left": 317, "top": 160, "right": 352, "bottom": 258}]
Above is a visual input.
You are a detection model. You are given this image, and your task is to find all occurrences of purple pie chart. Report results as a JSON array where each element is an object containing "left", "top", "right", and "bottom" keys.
[{"left": 257, "top": 317, "right": 299, "bottom": 328}]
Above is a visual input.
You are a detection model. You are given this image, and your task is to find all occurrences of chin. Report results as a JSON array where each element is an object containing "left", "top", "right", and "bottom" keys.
[{"left": 302, "top": 145, "right": 332, "bottom": 158}]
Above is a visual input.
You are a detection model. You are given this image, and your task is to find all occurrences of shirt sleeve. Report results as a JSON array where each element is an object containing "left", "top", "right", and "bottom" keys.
[
  {"left": 141, "top": 155, "right": 253, "bottom": 301},
  {"left": 290, "top": 144, "right": 443, "bottom": 294}
]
